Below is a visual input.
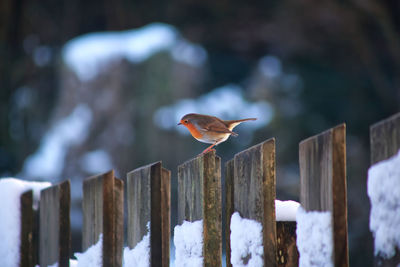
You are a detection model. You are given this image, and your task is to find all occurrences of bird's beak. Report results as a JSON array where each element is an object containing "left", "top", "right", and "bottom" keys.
[{"left": 177, "top": 122, "right": 182, "bottom": 125}]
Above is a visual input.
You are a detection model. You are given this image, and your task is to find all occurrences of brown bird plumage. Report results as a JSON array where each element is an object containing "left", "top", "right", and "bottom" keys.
[{"left": 178, "top": 113, "right": 257, "bottom": 154}]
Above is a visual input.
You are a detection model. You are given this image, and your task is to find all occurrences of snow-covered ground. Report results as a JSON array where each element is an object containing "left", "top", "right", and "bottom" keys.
[
  {"left": 124, "top": 222, "right": 150, "bottom": 266},
  {"left": 174, "top": 220, "right": 203, "bottom": 267},
  {"left": 296, "top": 207, "right": 333, "bottom": 267},
  {"left": 0, "top": 178, "right": 51, "bottom": 267},
  {"left": 368, "top": 149, "right": 400, "bottom": 259},
  {"left": 74, "top": 234, "right": 102, "bottom": 267},
  {"left": 230, "top": 212, "right": 263, "bottom": 267},
  {"left": 228, "top": 200, "right": 299, "bottom": 267}
]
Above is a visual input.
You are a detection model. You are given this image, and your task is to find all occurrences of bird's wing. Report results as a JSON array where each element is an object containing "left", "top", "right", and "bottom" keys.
[{"left": 201, "top": 120, "right": 238, "bottom": 136}]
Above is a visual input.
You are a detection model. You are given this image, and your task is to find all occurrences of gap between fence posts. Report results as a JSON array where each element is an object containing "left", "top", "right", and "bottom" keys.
[
  {"left": 127, "top": 161, "right": 171, "bottom": 267},
  {"left": 225, "top": 138, "right": 278, "bottom": 267},
  {"left": 39, "top": 180, "right": 70, "bottom": 267},
  {"left": 370, "top": 112, "right": 400, "bottom": 266},
  {"left": 276, "top": 222, "right": 298, "bottom": 266},
  {"left": 177, "top": 150, "right": 222, "bottom": 267},
  {"left": 299, "top": 123, "right": 348, "bottom": 267},
  {"left": 82, "top": 170, "right": 124, "bottom": 267}
]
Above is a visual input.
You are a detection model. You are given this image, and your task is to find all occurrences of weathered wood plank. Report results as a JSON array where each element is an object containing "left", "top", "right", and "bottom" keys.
[
  {"left": 127, "top": 165, "right": 151, "bottom": 248},
  {"left": 177, "top": 156, "right": 203, "bottom": 223},
  {"left": 82, "top": 170, "right": 123, "bottom": 267},
  {"left": 161, "top": 167, "right": 171, "bottom": 267},
  {"left": 370, "top": 112, "right": 400, "bottom": 164},
  {"left": 39, "top": 180, "right": 70, "bottom": 267},
  {"left": 232, "top": 138, "right": 277, "bottom": 266},
  {"left": 370, "top": 112, "right": 400, "bottom": 266},
  {"left": 276, "top": 222, "right": 298, "bottom": 267},
  {"left": 114, "top": 178, "right": 124, "bottom": 267},
  {"left": 177, "top": 150, "right": 222, "bottom": 267},
  {"left": 20, "top": 190, "right": 34, "bottom": 267},
  {"left": 203, "top": 152, "right": 222, "bottom": 267},
  {"left": 225, "top": 160, "right": 234, "bottom": 267},
  {"left": 299, "top": 124, "right": 348, "bottom": 267},
  {"left": 127, "top": 162, "right": 171, "bottom": 267}
]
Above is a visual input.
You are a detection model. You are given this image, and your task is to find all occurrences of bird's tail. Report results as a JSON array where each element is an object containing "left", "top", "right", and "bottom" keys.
[
  {"left": 228, "top": 118, "right": 257, "bottom": 123},
  {"left": 224, "top": 118, "right": 257, "bottom": 132}
]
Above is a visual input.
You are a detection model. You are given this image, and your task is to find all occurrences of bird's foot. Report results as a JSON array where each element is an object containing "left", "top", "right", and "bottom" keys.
[{"left": 200, "top": 148, "right": 216, "bottom": 155}]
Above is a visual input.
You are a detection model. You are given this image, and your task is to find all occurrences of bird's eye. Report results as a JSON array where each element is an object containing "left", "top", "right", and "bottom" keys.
[{"left": 184, "top": 120, "right": 188, "bottom": 123}]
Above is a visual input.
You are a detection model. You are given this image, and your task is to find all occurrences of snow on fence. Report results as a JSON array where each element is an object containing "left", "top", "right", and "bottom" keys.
[
  {"left": 177, "top": 151, "right": 222, "bottom": 267},
  {"left": 369, "top": 112, "right": 400, "bottom": 266},
  {"left": 225, "top": 138, "right": 279, "bottom": 267},
  {"left": 126, "top": 162, "right": 171, "bottom": 267},
  {"left": 39, "top": 180, "right": 71, "bottom": 267},
  {"left": 82, "top": 170, "right": 124, "bottom": 267},
  {"left": 5, "top": 112, "right": 400, "bottom": 267},
  {"left": 299, "top": 124, "right": 348, "bottom": 267}
]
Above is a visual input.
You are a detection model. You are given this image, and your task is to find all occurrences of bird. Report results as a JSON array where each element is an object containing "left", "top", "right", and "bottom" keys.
[{"left": 178, "top": 113, "right": 257, "bottom": 154}]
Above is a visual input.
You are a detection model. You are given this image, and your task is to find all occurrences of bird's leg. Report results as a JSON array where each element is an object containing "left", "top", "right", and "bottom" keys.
[{"left": 201, "top": 142, "right": 217, "bottom": 154}]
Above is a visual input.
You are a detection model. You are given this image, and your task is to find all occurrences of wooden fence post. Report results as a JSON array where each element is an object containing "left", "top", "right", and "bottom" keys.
[
  {"left": 370, "top": 112, "right": 400, "bottom": 266},
  {"left": 82, "top": 170, "right": 124, "bottom": 267},
  {"left": 20, "top": 190, "right": 35, "bottom": 267},
  {"left": 225, "top": 138, "right": 277, "bottom": 267},
  {"left": 39, "top": 180, "right": 70, "bottom": 267},
  {"left": 177, "top": 150, "right": 222, "bottom": 267},
  {"left": 126, "top": 161, "right": 171, "bottom": 267},
  {"left": 299, "top": 123, "right": 348, "bottom": 267}
]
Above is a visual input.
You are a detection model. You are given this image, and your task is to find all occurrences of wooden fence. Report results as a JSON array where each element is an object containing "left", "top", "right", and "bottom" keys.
[{"left": 12, "top": 111, "right": 400, "bottom": 267}]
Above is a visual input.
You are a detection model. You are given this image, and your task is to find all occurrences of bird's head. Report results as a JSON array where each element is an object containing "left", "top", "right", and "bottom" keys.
[{"left": 177, "top": 114, "right": 193, "bottom": 127}]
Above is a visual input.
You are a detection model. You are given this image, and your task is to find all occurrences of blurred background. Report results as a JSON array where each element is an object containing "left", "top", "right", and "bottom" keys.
[{"left": 1, "top": 0, "right": 400, "bottom": 265}]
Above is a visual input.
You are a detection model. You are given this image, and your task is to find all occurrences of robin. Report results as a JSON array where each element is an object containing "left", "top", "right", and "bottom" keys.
[{"left": 178, "top": 113, "right": 257, "bottom": 154}]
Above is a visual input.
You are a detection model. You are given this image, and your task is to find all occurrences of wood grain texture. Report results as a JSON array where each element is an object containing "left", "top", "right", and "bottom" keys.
[
  {"left": 177, "top": 156, "right": 203, "bottom": 223},
  {"left": 299, "top": 124, "right": 348, "bottom": 267},
  {"left": 39, "top": 180, "right": 70, "bottom": 267},
  {"left": 161, "top": 167, "right": 171, "bottom": 267},
  {"left": 370, "top": 112, "right": 400, "bottom": 164},
  {"left": 114, "top": 178, "right": 124, "bottom": 267},
  {"left": 203, "top": 152, "right": 222, "bottom": 267},
  {"left": 233, "top": 138, "right": 277, "bottom": 267},
  {"left": 20, "top": 190, "right": 34, "bottom": 267},
  {"left": 225, "top": 160, "right": 234, "bottom": 267},
  {"left": 370, "top": 112, "right": 400, "bottom": 266},
  {"left": 127, "top": 162, "right": 171, "bottom": 267},
  {"left": 177, "top": 150, "right": 222, "bottom": 267},
  {"left": 276, "top": 222, "right": 298, "bottom": 267},
  {"left": 127, "top": 165, "right": 151, "bottom": 248},
  {"left": 82, "top": 170, "right": 123, "bottom": 267}
]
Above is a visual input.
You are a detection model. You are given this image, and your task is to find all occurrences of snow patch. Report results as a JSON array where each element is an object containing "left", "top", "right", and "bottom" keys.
[
  {"left": 0, "top": 178, "right": 51, "bottom": 267},
  {"left": 123, "top": 222, "right": 150, "bottom": 267},
  {"left": 296, "top": 206, "right": 333, "bottom": 267},
  {"left": 74, "top": 234, "right": 102, "bottom": 267},
  {"left": 174, "top": 220, "right": 203, "bottom": 267},
  {"left": 63, "top": 23, "right": 207, "bottom": 81},
  {"left": 230, "top": 212, "right": 263, "bottom": 267},
  {"left": 21, "top": 104, "right": 92, "bottom": 180},
  {"left": 368, "top": 149, "right": 400, "bottom": 259},
  {"left": 259, "top": 55, "right": 282, "bottom": 78},
  {"left": 80, "top": 150, "right": 113, "bottom": 174},
  {"left": 275, "top": 200, "right": 300, "bottom": 221}
]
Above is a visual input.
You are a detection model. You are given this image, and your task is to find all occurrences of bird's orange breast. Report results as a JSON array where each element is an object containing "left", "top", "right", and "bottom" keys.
[{"left": 185, "top": 123, "right": 204, "bottom": 140}]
